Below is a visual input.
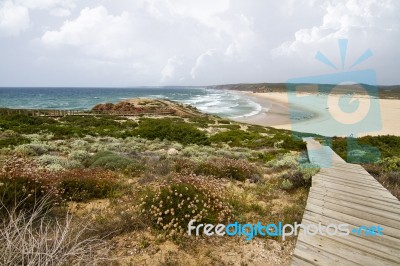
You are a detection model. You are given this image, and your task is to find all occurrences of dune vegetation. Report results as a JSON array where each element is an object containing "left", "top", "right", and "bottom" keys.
[
  {"left": 0, "top": 106, "right": 317, "bottom": 265},
  {"left": 0, "top": 103, "right": 400, "bottom": 265},
  {"left": 1, "top": 104, "right": 398, "bottom": 265}
]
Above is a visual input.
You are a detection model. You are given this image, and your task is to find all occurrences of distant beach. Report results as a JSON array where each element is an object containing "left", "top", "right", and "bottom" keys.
[{"left": 234, "top": 92, "right": 400, "bottom": 137}]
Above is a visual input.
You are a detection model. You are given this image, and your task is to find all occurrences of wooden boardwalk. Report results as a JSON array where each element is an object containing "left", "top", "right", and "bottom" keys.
[
  {"left": 292, "top": 138, "right": 400, "bottom": 266},
  {"left": 0, "top": 108, "right": 175, "bottom": 117}
]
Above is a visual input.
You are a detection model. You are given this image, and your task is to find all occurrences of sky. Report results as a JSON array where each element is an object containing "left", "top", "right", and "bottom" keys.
[{"left": 0, "top": 0, "right": 399, "bottom": 87}]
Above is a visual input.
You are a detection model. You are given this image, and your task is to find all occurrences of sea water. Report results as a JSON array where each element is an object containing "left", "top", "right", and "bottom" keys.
[{"left": 0, "top": 87, "right": 262, "bottom": 119}]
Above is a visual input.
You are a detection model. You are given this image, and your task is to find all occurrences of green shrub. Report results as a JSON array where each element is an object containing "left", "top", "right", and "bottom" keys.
[
  {"left": 267, "top": 153, "right": 298, "bottom": 169},
  {"left": 218, "top": 119, "right": 231, "bottom": 124},
  {"left": 14, "top": 143, "right": 50, "bottom": 156},
  {"left": 278, "top": 163, "right": 318, "bottom": 189},
  {"left": 279, "top": 169, "right": 306, "bottom": 189},
  {"left": 88, "top": 151, "right": 133, "bottom": 171},
  {"left": 69, "top": 150, "right": 90, "bottom": 162},
  {"left": 36, "top": 155, "right": 82, "bottom": 171},
  {"left": 188, "top": 116, "right": 216, "bottom": 128},
  {"left": 0, "top": 136, "right": 30, "bottom": 149},
  {"left": 332, "top": 136, "right": 400, "bottom": 162},
  {"left": 210, "top": 129, "right": 305, "bottom": 150},
  {"left": 134, "top": 118, "right": 210, "bottom": 145},
  {"left": 247, "top": 125, "right": 268, "bottom": 133},
  {"left": 0, "top": 114, "right": 57, "bottom": 135},
  {"left": 210, "top": 130, "right": 260, "bottom": 147},
  {"left": 378, "top": 157, "right": 400, "bottom": 172},
  {"left": 281, "top": 179, "right": 293, "bottom": 190},
  {"left": 299, "top": 163, "right": 320, "bottom": 181}
]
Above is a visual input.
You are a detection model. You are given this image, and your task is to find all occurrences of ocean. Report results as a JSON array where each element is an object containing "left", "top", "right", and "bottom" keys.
[{"left": 0, "top": 87, "right": 263, "bottom": 119}]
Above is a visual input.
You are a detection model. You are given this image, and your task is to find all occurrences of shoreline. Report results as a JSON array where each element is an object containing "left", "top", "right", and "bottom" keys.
[
  {"left": 231, "top": 91, "right": 320, "bottom": 131},
  {"left": 231, "top": 91, "right": 400, "bottom": 137}
]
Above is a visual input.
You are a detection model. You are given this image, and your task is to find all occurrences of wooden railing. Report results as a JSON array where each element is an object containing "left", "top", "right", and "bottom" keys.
[{"left": 0, "top": 108, "right": 177, "bottom": 117}]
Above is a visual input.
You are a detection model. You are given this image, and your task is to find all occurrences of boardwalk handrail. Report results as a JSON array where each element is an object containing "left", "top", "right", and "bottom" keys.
[{"left": 0, "top": 107, "right": 177, "bottom": 117}]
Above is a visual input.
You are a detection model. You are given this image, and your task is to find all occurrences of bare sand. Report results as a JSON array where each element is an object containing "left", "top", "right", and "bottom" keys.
[{"left": 233, "top": 92, "right": 400, "bottom": 137}]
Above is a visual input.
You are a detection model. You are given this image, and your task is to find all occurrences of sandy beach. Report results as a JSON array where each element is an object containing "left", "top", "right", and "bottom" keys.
[{"left": 233, "top": 92, "right": 400, "bottom": 137}]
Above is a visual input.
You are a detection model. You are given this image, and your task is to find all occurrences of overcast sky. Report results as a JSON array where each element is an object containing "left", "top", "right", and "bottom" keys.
[{"left": 0, "top": 0, "right": 399, "bottom": 87}]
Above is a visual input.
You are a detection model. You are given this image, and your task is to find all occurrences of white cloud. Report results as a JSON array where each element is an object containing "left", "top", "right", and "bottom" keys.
[
  {"left": 41, "top": 6, "right": 134, "bottom": 59},
  {"left": 191, "top": 50, "right": 216, "bottom": 79},
  {"left": 0, "top": 0, "right": 77, "bottom": 36},
  {"left": 1, "top": 0, "right": 399, "bottom": 86},
  {"left": 160, "top": 55, "right": 185, "bottom": 82},
  {"left": 50, "top": 8, "right": 71, "bottom": 17},
  {"left": 272, "top": 0, "right": 398, "bottom": 57},
  {"left": 0, "top": 1, "right": 29, "bottom": 36},
  {"left": 15, "top": 0, "right": 76, "bottom": 10}
]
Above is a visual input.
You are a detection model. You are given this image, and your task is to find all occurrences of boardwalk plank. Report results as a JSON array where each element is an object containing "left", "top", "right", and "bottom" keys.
[
  {"left": 307, "top": 197, "right": 400, "bottom": 223},
  {"left": 292, "top": 138, "right": 400, "bottom": 265},
  {"left": 296, "top": 225, "right": 400, "bottom": 265},
  {"left": 309, "top": 189, "right": 400, "bottom": 213}
]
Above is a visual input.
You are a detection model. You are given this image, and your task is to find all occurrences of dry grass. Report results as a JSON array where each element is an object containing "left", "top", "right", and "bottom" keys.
[{"left": 0, "top": 196, "right": 110, "bottom": 266}]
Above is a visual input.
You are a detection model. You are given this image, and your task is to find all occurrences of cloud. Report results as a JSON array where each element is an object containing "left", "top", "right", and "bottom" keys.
[
  {"left": 160, "top": 55, "right": 185, "bottom": 82},
  {"left": 15, "top": 0, "right": 76, "bottom": 10},
  {"left": 49, "top": 8, "right": 71, "bottom": 17},
  {"left": 41, "top": 6, "right": 133, "bottom": 59},
  {"left": 1, "top": 0, "right": 399, "bottom": 86},
  {"left": 0, "top": 1, "right": 29, "bottom": 36},
  {"left": 191, "top": 50, "right": 216, "bottom": 79},
  {"left": 272, "top": 0, "right": 398, "bottom": 57}
]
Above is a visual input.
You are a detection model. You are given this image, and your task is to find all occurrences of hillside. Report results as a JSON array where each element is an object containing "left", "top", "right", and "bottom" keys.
[{"left": 209, "top": 83, "right": 400, "bottom": 99}]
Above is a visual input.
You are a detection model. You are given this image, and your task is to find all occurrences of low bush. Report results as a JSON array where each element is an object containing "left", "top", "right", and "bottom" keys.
[
  {"left": 0, "top": 136, "right": 30, "bottom": 149},
  {"left": 35, "top": 155, "right": 82, "bottom": 171},
  {"left": 0, "top": 157, "right": 121, "bottom": 212},
  {"left": 247, "top": 125, "right": 268, "bottom": 133},
  {"left": 269, "top": 153, "right": 319, "bottom": 189},
  {"left": 332, "top": 136, "right": 400, "bottom": 162},
  {"left": 134, "top": 118, "right": 210, "bottom": 145},
  {"left": 281, "top": 179, "right": 294, "bottom": 190},
  {"left": 188, "top": 116, "right": 216, "bottom": 128},
  {"left": 218, "top": 119, "right": 231, "bottom": 124},
  {"left": 139, "top": 174, "right": 232, "bottom": 235},
  {"left": 59, "top": 169, "right": 120, "bottom": 202},
  {"left": 88, "top": 151, "right": 133, "bottom": 171},
  {"left": 378, "top": 157, "right": 400, "bottom": 172},
  {"left": 267, "top": 153, "right": 298, "bottom": 169},
  {"left": 210, "top": 129, "right": 260, "bottom": 147},
  {"left": 14, "top": 143, "right": 50, "bottom": 156},
  {"left": 69, "top": 150, "right": 91, "bottom": 162},
  {"left": 279, "top": 163, "right": 319, "bottom": 189},
  {"left": 210, "top": 129, "right": 305, "bottom": 150},
  {"left": 175, "top": 157, "right": 259, "bottom": 182},
  {"left": 197, "top": 158, "right": 259, "bottom": 182},
  {"left": 214, "top": 124, "right": 241, "bottom": 130},
  {"left": 0, "top": 157, "right": 61, "bottom": 213}
]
